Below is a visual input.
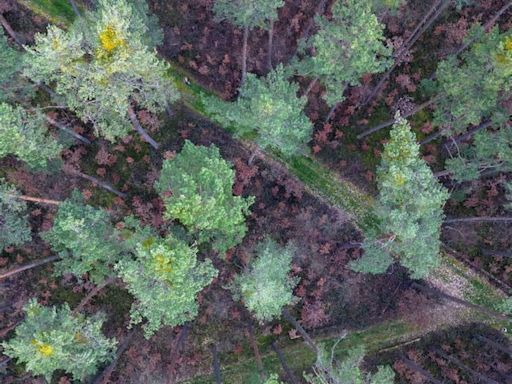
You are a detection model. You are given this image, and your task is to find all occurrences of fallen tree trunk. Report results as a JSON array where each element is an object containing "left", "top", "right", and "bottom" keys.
[{"left": 0, "top": 255, "right": 61, "bottom": 280}]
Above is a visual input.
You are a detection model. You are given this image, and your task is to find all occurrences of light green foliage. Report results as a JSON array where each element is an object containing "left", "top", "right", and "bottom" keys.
[
  {"left": 42, "top": 191, "right": 123, "bottom": 284},
  {"left": 232, "top": 238, "right": 298, "bottom": 323},
  {"left": 155, "top": 140, "right": 254, "bottom": 255},
  {"left": 0, "top": 103, "right": 63, "bottom": 170},
  {"left": 115, "top": 235, "right": 217, "bottom": 338},
  {"left": 213, "top": 0, "right": 284, "bottom": 30},
  {"left": 0, "top": 179, "right": 31, "bottom": 250},
  {"left": 205, "top": 65, "right": 313, "bottom": 156},
  {"left": 293, "top": 0, "right": 391, "bottom": 107},
  {"left": 24, "top": 0, "right": 178, "bottom": 142},
  {"left": 351, "top": 115, "right": 449, "bottom": 279},
  {"left": 263, "top": 373, "right": 284, "bottom": 384},
  {"left": 432, "top": 26, "right": 511, "bottom": 136},
  {"left": 2, "top": 299, "right": 116, "bottom": 382},
  {"left": 304, "top": 345, "right": 394, "bottom": 384}
]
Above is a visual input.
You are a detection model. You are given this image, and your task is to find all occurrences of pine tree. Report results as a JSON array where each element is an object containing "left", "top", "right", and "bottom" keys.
[
  {"left": 0, "top": 179, "right": 32, "bottom": 251},
  {"left": 293, "top": 0, "right": 391, "bottom": 108},
  {"left": 0, "top": 103, "right": 63, "bottom": 170},
  {"left": 350, "top": 114, "right": 449, "bottom": 279},
  {"left": 232, "top": 238, "right": 298, "bottom": 323},
  {"left": 155, "top": 140, "right": 254, "bottom": 255},
  {"left": 430, "top": 25, "right": 511, "bottom": 137},
  {"left": 441, "top": 29, "right": 512, "bottom": 182},
  {"left": 304, "top": 344, "right": 395, "bottom": 384},
  {"left": 205, "top": 65, "right": 313, "bottom": 156},
  {"left": 115, "top": 234, "right": 217, "bottom": 338},
  {"left": 0, "top": 30, "right": 32, "bottom": 103},
  {"left": 23, "top": 0, "right": 179, "bottom": 143},
  {"left": 42, "top": 191, "right": 124, "bottom": 284},
  {"left": 2, "top": 299, "right": 116, "bottom": 382},
  {"left": 213, "top": 0, "right": 284, "bottom": 81}
]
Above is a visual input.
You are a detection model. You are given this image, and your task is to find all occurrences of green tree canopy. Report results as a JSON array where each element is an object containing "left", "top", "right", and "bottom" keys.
[
  {"left": 2, "top": 299, "right": 116, "bottom": 382},
  {"left": 205, "top": 65, "right": 313, "bottom": 156},
  {"left": 350, "top": 115, "right": 449, "bottom": 279},
  {"left": 0, "top": 30, "right": 32, "bottom": 103},
  {"left": 23, "top": 0, "right": 179, "bottom": 142},
  {"left": 213, "top": 0, "right": 284, "bottom": 30},
  {"left": 42, "top": 191, "right": 124, "bottom": 284},
  {"left": 293, "top": 0, "right": 391, "bottom": 107},
  {"left": 155, "top": 140, "right": 254, "bottom": 255},
  {"left": 304, "top": 344, "right": 395, "bottom": 384},
  {"left": 232, "top": 238, "right": 298, "bottom": 323},
  {"left": 430, "top": 26, "right": 511, "bottom": 136},
  {"left": 0, "top": 103, "right": 63, "bottom": 170},
  {"left": 115, "top": 234, "right": 217, "bottom": 338},
  {"left": 0, "top": 179, "right": 32, "bottom": 250}
]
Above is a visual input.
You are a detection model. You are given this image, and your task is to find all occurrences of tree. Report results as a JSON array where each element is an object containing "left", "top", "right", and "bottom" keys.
[
  {"left": 0, "top": 29, "right": 32, "bottom": 103},
  {"left": 232, "top": 238, "right": 298, "bottom": 323},
  {"left": 304, "top": 344, "right": 395, "bottom": 384},
  {"left": 350, "top": 114, "right": 449, "bottom": 279},
  {"left": 0, "top": 179, "right": 31, "bottom": 251},
  {"left": 115, "top": 234, "right": 217, "bottom": 338},
  {"left": 2, "top": 299, "right": 116, "bottom": 382},
  {"left": 0, "top": 103, "right": 63, "bottom": 170},
  {"left": 23, "top": 0, "right": 179, "bottom": 144},
  {"left": 429, "top": 25, "right": 511, "bottom": 137},
  {"left": 155, "top": 140, "right": 254, "bottom": 255},
  {"left": 293, "top": 0, "right": 391, "bottom": 111},
  {"left": 263, "top": 373, "right": 284, "bottom": 384},
  {"left": 205, "top": 65, "right": 313, "bottom": 156},
  {"left": 213, "top": 0, "right": 284, "bottom": 82},
  {"left": 42, "top": 190, "right": 124, "bottom": 284}
]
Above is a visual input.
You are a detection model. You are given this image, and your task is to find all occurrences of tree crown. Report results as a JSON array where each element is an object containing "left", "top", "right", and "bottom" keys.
[{"left": 213, "top": 0, "right": 284, "bottom": 29}]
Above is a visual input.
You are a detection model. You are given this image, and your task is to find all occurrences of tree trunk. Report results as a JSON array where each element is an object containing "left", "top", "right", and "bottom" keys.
[
  {"left": 361, "top": 0, "right": 449, "bottom": 107},
  {"left": 411, "top": 282, "right": 510, "bottom": 321},
  {"left": 241, "top": 26, "right": 249, "bottom": 85},
  {"left": 91, "top": 329, "right": 137, "bottom": 384},
  {"left": 127, "top": 106, "right": 160, "bottom": 150},
  {"left": 65, "top": 168, "right": 127, "bottom": 198},
  {"left": 303, "top": 78, "right": 318, "bottom": 97},
  {"left": 246, "top": 323, "right": 265, "bottom": 381},
  {"left": 0, "top": 14, "right": 24, "bottom": 47},
  {"left": 68, "top": 0, "right": 81, "bottom": 18},
  {"left": 271, "top": 341, "right": 300, "bottom": 384},
  {"left": 399, "top": 355, "right": 444, "bottom": 384},
  {"left": 433, "top": 348, "right": 500, "bottom": 384},
  {"left": 441, "top": 120, "right": 492, "bottom": 150},
  {"left": 166, "top": 325, "right": 190, "bottom": 384},
  {"left": 45, "top": 115, "right": 92, "bottom": 145},
  {"left": 299, "top": 0, "right": 328, "bottom": 41},
  {"left": 481, "top": 249, "right": 512, "bottom": 258},
  {"left": 0, "top": 256, "right": 61, "bottom": 280},
  {"left": 211, "top": 344, "right": 223, "bottom": 384},
  {"left": 72, "top": 276, "right": 116, "bottom": 315},
  {"left": 7, "top": 193, "right": 61, "bottom": 205},
  {"left": 282, "top": 308, "right": 317, "bottom": 352},
  {"left": 357, "top": 96, "right": 439, "bottom": 139},
  {"left": 476, "top": 334, "right": 512, "bottom": 357},
  {"left": 268, "top": 21, "right": 274, "bottom": 70},
  {"left": 444, "top": 216, "right": 512, "bottom": 224}
]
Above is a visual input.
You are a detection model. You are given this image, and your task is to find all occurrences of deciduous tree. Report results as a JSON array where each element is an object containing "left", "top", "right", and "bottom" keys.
[
  {"left": 155, "top": 140, "right": 254, "bottom": 255},
  {"left": 115, "top": 234, "right": 217, "bottom": 338},
  {"left": 23, "top": 0, "right": 179, "bottom": 145},
  {"left": 232, "top": 238, "right": 298, "bottom": 323},
  {"left": 2, "top": 299, "right": 116, "bottom": 382},
  {"left": 350, "top": 115, "right": 449, "bottom": 278},
  {"left": 205, "top": 65, "right": 313, "bottom": 156}
]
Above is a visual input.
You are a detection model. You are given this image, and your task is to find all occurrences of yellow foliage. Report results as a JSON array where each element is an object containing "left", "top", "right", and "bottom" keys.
[
  {"left": 153, "top": 253, "right": 173, "bottom": 275},
  {"left": 31, "top": 339, "right": 54, "bottom": 357},
  {"left": 98, "top": 25, "right": 126, "bottom": 55}
]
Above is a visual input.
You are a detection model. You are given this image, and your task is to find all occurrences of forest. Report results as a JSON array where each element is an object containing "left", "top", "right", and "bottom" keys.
[{"left": 0, "top": 0, "right": 511, "bottom": 383}]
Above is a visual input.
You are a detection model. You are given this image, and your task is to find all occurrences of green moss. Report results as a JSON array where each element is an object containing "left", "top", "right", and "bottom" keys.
[
  {"left": 49, "top": 285, "right": 83, "bottom": 308},
  {"left": 20, "top": 0, "right": 77, "bottom": 25}
]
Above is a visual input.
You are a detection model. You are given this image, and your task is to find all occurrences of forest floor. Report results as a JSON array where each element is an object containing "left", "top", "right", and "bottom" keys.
[{"left": 1, "top": 0, "right": 511, "bottom": 383}]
